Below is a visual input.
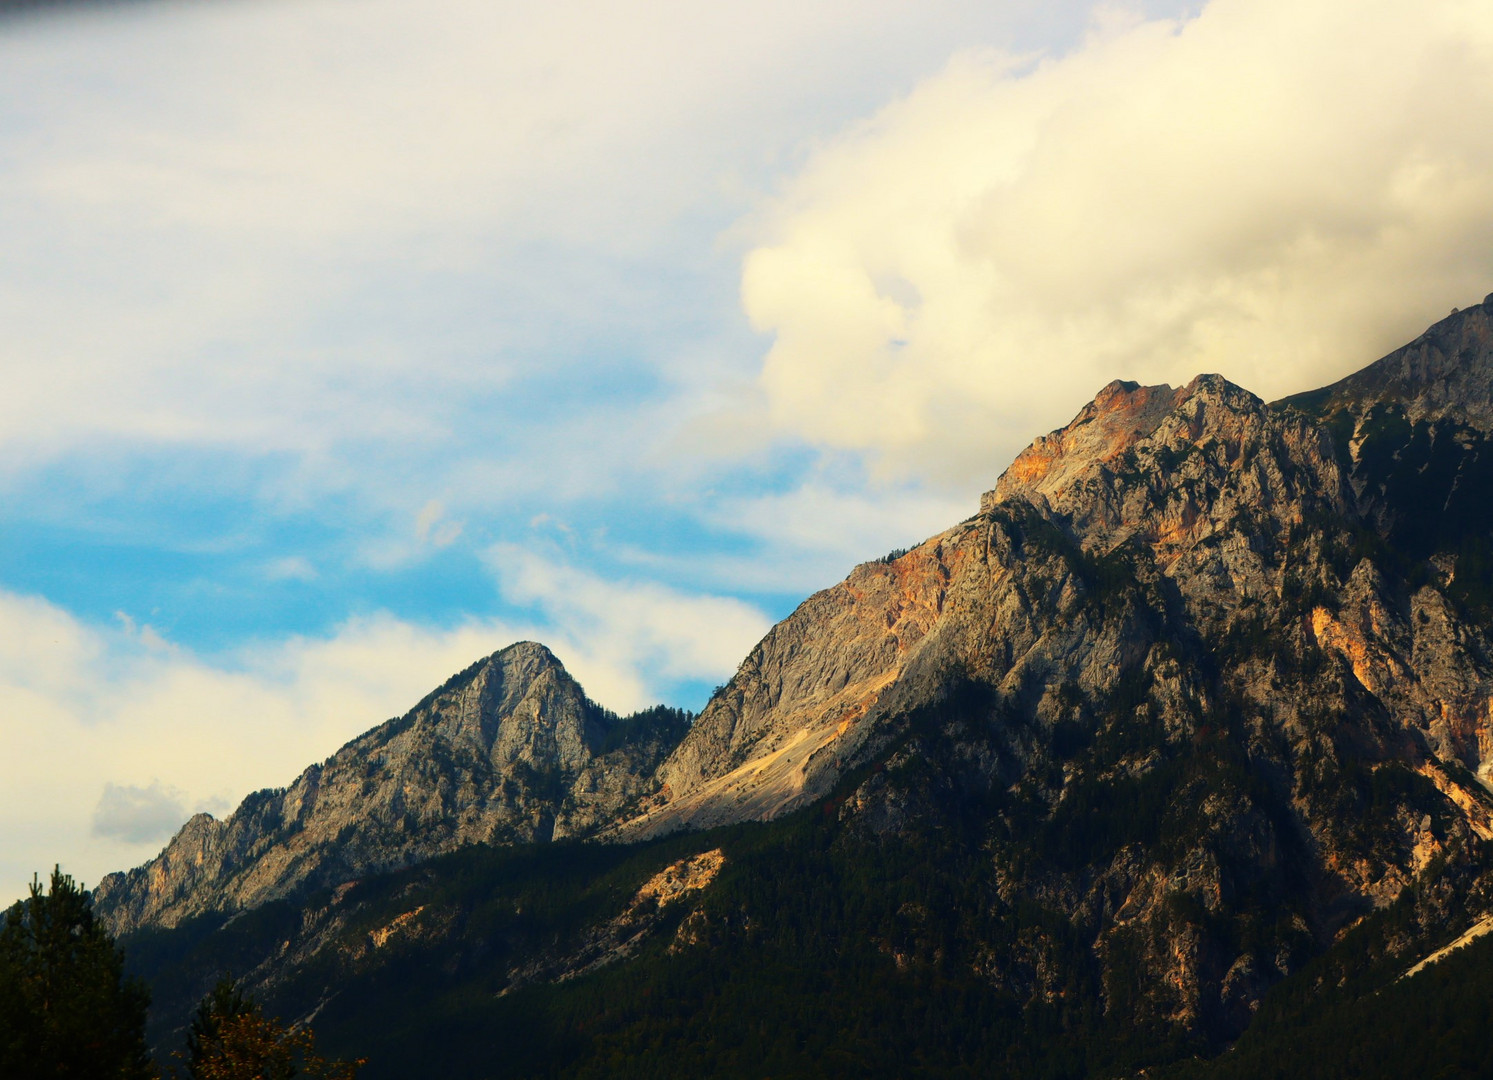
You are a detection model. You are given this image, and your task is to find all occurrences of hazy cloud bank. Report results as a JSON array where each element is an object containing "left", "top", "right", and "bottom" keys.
[{"left": 91, "top": 781, "right": 202, "bottom": 845}]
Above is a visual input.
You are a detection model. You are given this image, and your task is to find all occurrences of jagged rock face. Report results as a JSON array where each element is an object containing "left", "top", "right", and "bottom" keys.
[
  {"left": 827, "top": 318, "right": 1493, "bottom": 1037},
  {"left": 623, "top": 373, "right": 1354, "bottom": 839},
  {"left": 95, "top": 642, "right": 685, "bottom": 934},
  {"left": 617, "top": 303, "right": 1493, "bottom": 1039},
  {"left": 1291, "top": 296, "right": 1493, "bottom": 429},
  {"left": 623, "top": 537, "right": 957, "bottom": 835}
]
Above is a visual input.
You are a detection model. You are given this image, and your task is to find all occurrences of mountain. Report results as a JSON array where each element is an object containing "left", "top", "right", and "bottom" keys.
[
  {"left": 109, "top": 295, "right": 1493, "bottom": 1076},
  {"left": 95, "top": 642, "right": 689, "bottom": 933},
  {"left": 619, "top": 372, "right": 1369, "bottom": 846}
]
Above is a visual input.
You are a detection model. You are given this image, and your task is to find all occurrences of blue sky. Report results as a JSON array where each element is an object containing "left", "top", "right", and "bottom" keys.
[{"left": 5, "top": 0, "right": 1493, "bottom": 898}]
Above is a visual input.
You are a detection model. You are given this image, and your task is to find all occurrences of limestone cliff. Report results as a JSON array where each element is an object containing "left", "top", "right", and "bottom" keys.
[
  {"left": 600, "top": 299, "right": 1493, "bottom": 1035},
  {"left": 94, "top": 642, "right": 687, "bottom": 933},
  {"left": 621, "top": 372, "right": 1361, "bottom": 840},
  {"left": 115, "top": 295, "right": 1493, "bottom": 1065}
]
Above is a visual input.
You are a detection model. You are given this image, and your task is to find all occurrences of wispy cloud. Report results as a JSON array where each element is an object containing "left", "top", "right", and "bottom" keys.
[
  {"left": 706, "top": 484, "right": 974, "bottom": 567},
  {"left": 0, "top": 0, "right": 1093, "bottom": 481},
  {"left": 485, "top": 543, "right": 772, "bottom": 710},
  {"left": 264, "top": 556, "right": 318, "bottom": 583},
  {"left": 415, "top": 501, "right": 463, "bottom": 549},
  {"left": 91, "top": 781, "right": 190, "bottom": 845}
]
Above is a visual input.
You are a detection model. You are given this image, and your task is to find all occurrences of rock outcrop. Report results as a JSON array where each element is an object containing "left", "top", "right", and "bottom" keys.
[
  {"left": 599, "top": 300, "right": 1493, "bottom": 1036},
  {"left": 95, "top": 642, "right": 687, "bottom": 933},
  {"left": 1287, "top": 295, "right": 1493, "bottom": 429},
  {"left": 620, "top": 372, "right": 1362, "bottom": 839},
  {"left": 106, "top": 294, "right": 1493, "bottom": 1054}
]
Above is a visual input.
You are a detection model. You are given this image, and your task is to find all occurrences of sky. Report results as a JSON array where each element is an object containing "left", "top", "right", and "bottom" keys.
[{"left": 4, "top": 0, "right": 1493, "bottom": 901}]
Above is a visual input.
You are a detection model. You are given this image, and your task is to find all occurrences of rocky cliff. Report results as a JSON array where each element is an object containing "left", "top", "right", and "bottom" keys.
[
  {"left": 593, "top": 298, "right": 1493, "bottom": 1035},
  {"left": 107, "top": 295, "right": 1493, "bottom": 1064},
  {"left": 620, "top": 372, "right": 1371, "bottom": 839},
  {"left": 94, "top": 642, "right": 688, "bottom": 933}
]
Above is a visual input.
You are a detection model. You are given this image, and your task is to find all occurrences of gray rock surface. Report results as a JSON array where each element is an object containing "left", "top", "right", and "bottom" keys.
[
  {"left": 101, "top": 299, "right": 1493, "bottom": 1042},
  {"left": 94, "top": 642, "right": 683, "bottom": 933},
  {"left": 619, "top": 372, "right": 1371, "bottom": 839}
]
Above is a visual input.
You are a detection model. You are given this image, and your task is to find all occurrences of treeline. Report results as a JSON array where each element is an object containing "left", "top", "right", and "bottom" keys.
[
  {"left": 151, "top": 805, "right": 1188, "bottom": 1080},
  {"left": 0, "top": 868, "right": 362, "bottom": 1079}
]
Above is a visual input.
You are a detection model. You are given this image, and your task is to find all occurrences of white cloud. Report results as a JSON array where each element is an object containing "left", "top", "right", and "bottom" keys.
[
  {"left": 603, "top": 482, "right": 976, "bottom": 597},
  {"left": 0, "top": 550, "right": 771, "bottom": 901},
  {"left": 0, "top": 0, "right": 1109, "bottom": 484},
  {"left": 414, "top": 500, "right": 463, "bottom": 549},
  {"left": 709, "top": 484, "right": 972, "bottom": 565},
  {"left": 264, "top": 556, "right": 318, "bottom": 583},
  {"left": 740, "top": 0, "right": 1493, "bottom": 482},
  {"left": 486, "top": 543, "right": 773, "bottom": 711},
  {"left": 91, "top": 781, "right": 189, "bottom": 845}
]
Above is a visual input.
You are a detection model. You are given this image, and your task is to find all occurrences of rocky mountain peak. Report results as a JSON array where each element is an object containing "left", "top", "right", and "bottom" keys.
[
  {"left": 112, "top": 296, "right": 1493, "bottom": 1069},
  {"left": 982, "top": 378, "right": 1183, "bottom": 512},
  {"left": 982, "top": 373, "right": 1269, "bottom": 515},
  {"left": 979, "top": 370, "right": 1340, "bottom": 586},
  {"left": 416, "top": 640, "right": 602, "bottom": 771},
  {"left": 95, "top": 642, "right": 688, "bottom": 934},
  {"left": 618, "top": 367, "right": 1350, "bottom": 843}
]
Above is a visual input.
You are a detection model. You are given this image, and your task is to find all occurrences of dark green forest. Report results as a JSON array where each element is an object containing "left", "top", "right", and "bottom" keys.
[
  {"left": 14, "top": 363, "right": 1493, "bottom": 1078},
  {"left": 110, "top": 787, "right": 1493, "bottom": 1080},
  {"left": 10, "top": 820, "right": 1493, "bottom": 1078}
]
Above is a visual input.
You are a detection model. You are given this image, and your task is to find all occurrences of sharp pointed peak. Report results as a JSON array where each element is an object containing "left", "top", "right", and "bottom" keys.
[
  {"left": 490, "top": 640, "right": 565, "bottom": 668},
  {"left": 392, "top": 640, "right": 577, "bottom": 724},
  {"left": 981, "top": 372, "right": 1266, "bottom": 514}
]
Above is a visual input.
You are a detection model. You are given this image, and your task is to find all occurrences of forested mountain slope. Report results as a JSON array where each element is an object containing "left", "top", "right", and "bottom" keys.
[{"left": 113, "top": 295, "right": 1493, "bottom": 1077}]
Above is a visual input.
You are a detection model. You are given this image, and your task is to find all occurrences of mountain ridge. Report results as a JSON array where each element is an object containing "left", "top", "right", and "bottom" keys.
[
  {"left": 101, "top": 294, "right": 1493, "bottom": 1074},
  {"left": 95, "top": 641, "right": 689, "bottom": 933}
]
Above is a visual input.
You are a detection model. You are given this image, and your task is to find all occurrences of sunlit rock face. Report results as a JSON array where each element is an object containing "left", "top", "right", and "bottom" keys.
[
  {"left": 95, "top": 642, "right": 685, "bottom": 933},
  {"left": 606, "top": 300, "right": 1493, "bottom": 1034},
  {"left": 101, "top": 297, "right": 1493, "bottom": 1046},
  {"left": 620, "top": 368, "right": 1357, "bottom": 842}
]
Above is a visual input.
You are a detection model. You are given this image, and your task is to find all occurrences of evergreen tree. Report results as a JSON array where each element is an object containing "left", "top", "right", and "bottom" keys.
[
  {"left": 175, "top": 977, "right": 361, "bottom": 1080},
  {"left": 0, "top": 866, "right": 154, "bottom": 1080},
  {"left": 183, "top": 978, "right": 256, "bottom": 1075}
]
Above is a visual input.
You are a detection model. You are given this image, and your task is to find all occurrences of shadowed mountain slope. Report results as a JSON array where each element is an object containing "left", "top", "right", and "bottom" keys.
[{"left": 111, "top": 296, "right": 1493, "bottom": 1076}]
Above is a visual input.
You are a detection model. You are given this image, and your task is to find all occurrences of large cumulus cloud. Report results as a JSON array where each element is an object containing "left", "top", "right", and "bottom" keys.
[{"left": 741, "top": 0, "right": 1493, "bottom": 481}]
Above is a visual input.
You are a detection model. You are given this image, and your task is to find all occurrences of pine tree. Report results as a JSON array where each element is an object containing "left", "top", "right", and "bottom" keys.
[
  {"left": 175, "top": 977, "right": 362, "bottom": 1080},
  {"left": 183, "top": 977, "right": 256, "bottom": 1075},
  {"left": 0, "top": 866, "right": 155, "bottom": 1080}
]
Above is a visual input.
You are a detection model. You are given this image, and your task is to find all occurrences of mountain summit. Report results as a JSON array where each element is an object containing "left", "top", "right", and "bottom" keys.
[
  {"left": 106, "top": 297, "right": 1493, "bottom": 1074},
  {"left": 95, "top": 642, "right": 688, "bottom": 932},
  {"left": 618, "top": 371, "right": 1353, "bottom": 837}
]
